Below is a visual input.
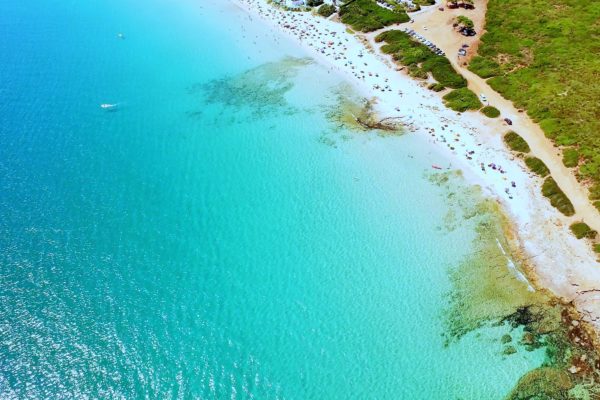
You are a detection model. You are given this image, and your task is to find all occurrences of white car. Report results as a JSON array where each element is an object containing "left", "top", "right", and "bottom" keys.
[{"left": 480, "top": 93, "right": 487, "bottom": 102}]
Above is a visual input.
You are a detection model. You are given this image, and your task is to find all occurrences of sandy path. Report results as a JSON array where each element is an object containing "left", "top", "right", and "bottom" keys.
[{"left": 366, "top": 0, "right": 600, "bottom": 232}]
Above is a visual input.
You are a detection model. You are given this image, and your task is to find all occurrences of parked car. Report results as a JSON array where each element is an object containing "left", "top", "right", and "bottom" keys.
[
  {"left": 480, "top": 93, "right": 487, "bottom": 102},
  {"left": 459, "top": 27, "right": 476, "bottom": 37},
  {"left": 504, "top": 118, "right": 513, "bottom": 125}
]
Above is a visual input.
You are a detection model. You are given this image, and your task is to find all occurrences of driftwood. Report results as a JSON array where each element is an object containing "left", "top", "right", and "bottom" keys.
[{"left": 354, "top": 115, "right": 405, "bottom": 131}]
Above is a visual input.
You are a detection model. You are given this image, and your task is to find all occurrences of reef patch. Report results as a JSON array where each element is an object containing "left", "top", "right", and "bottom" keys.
[{"left": 188, "top": 57, "right": 313, "bottom": 122}]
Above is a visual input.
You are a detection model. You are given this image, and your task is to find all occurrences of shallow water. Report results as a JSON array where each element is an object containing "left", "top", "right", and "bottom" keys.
[{"left": 0, "top": 0, "right": 546, "bottom": 398}]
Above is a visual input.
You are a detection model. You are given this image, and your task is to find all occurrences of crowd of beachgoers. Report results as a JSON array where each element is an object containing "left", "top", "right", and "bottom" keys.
[
  {"left": 233, "top": 0, "right": 600, "bottom": 328},
  {"left": 237, "top": 0, "right": 526, "bottom": 200}
]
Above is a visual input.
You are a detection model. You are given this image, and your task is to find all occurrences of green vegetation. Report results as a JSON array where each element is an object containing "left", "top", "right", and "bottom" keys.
[
  {"left": 456, "top": 15, "right": 474, "bottom": 29},
  {"left": 504, "top": 131, "right": 530, "bottom": 153},
  {"left": 428, "top": 82, "right": 445, "bottom": 92},
  {"left": 307, "top": 0, "right": 323, "bottom": 6},
  {"left": 507, "top": 368, "right": 572, "bottom": 400},
  {"left": 481, "top": 105, "right": 500, "bottom": 118},
  {"left": 569, "top": 222, "right": 597, "bottom": 240},
  {"left": 376, "top": 30, "right": 467, "bottom": 89},
  {"left": 374, "top": 30, "right": 484, "bottom": 114},
  {"left": 317, "top": 3, "right": 336, "bottom": 17},
  {"left": 442, "top": 87, "right": 481, "bottom": 112},
  {"left": 525, "top": 157, "right": 549, "bottom": 178},
  {"left": 405, "top": 0, "right": 436, "bottom": 11},
  {"left": 467, "top": 56, "right": 500, "bottom": 78},
  {"left": 542, "top": 177, "right": 575, "bottom": 216},
  {"left": 468, "top": 0, "right": 600, "bottom": 200},
  {"left": 562, "top": 147, "right": 579, "bottom": 168},
  {"left": 594, "top": 243, "right": 600, "bottom": 254},
  {"left": 339, "top": 0, "right": 409, "bottom": 32}
]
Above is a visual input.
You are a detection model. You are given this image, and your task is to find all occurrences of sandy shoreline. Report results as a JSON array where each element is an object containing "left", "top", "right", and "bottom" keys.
[{"left": 231, "top": 0, "right": 600, "bottom": 331}]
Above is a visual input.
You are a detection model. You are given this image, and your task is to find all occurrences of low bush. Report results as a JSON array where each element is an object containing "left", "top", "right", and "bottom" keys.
[
  {"left": 589, "top": 184, "right": 600, "bottom": 201},
  {"left": 408, "top": 64, "right": 428, "bottom": 79},
  {"left": 442, "top": 88, "right": 482, "bottom": 112},
  {"left": 339, "top": 0, "right": 409, "bottom": 32},
  {"left": 594, "top": 244, "right": 600, "bottom": 254},
  {"left": 481, "top": 106, "right": 500, "bottom": 118},
  {"left": 468, "top": 56, "right": 501, "bottom": 78},
  {"left": 376, "top": 30, "right": 466, "bottom": 89},
  {"left": 504, "top": 131, "right": 530, "bottom": 153},
  {"left": 456, "top": 15, "right": 474, "bottom": 29},
  {"left": 562, "top": 148, "right": 579, "bottom": 168},
  {"left": 428, "top": 83, "right": 445, "bottom": 92},
  {"left": 542, "top": 177, "right": 575, "bottom": 216},
  {"left": 570, "top": 222, "right": 597, "bottom": 239},
  {"left": 422, "top": 57, "right": 467, "bottom": 88},
  {"left": 307, "top": 0, "right": 324, "bottom": 6},
  {"left": 318, "top": 3, "right": 336, "bottom": 17},
  {"left": 525, "top": 157, "right": 549, "bottom": 177}
]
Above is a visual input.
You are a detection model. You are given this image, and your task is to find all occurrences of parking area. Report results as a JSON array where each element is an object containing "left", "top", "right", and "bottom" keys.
[{"left": 401, "top": 27, "right": 445, "bottom": 57}]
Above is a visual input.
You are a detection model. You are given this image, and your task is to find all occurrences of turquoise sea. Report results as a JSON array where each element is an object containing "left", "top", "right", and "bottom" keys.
[{"left": 0, "top": 0, "right": 548, "bottom": 398}]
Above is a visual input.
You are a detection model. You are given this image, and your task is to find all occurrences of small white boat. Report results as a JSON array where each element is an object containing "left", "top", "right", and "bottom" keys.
[{"left": 100, "top": 103, "right": 117, "bottom": 110}]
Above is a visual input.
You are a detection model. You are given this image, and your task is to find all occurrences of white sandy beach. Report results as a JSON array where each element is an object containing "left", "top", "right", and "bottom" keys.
[{"left": 231, "top": 0, "right": 600, "bottom": 330}]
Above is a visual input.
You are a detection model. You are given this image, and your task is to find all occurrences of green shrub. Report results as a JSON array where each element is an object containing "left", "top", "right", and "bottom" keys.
[
  {"left": 442, "top": 88, "right": 482, "bottom": 112},
  {"left": 542, "top": 177, "right": 575, "bottom": 216},
  {"left": 428, "top": 82, "right": 445, "bottom": 92},
  {"left": 589, "top": 183, "right": 600, "bottom": 200},
  {"left": 504, "top": 131, "right": 530, "bottom": 153},
  {"left": 594, "top": 243, "right": 600, "bottom": 254},
  {"left": 594, "top": 201, "right": 600, "bottom": 212},
  {"left": 408, "top": 64, "right": 428, "bottom": 79},
  {"left": 376, "top": 30, "right": 466, "bottom": 89},
  {"left": 481, "top": 106, "right": 500, "bottom": 118},
  {"left": 562, "top": 148, "right": 579, "bottom": 168},
  {"left": 422, "top": 57, "right": 467, "bottom": 88},
  {"left": 538, "top": 118, "right": 562, "bottom": 139},
  {"left": 339, "top": 0, "right": 409, "bottom": 32},
  {"left": 318, "top": 3, "right": 336, "bottom": 17},
  {"left": 307, "top": 0, "right": 324, "bottom": 6},
  {"left": 570, "top": 222, "right": 597, "bottom": 239},
  {"left": 456, "top": 15, "right": 474, "bottom": 29},
  {"left": 468, "top": 56, "right": 501, "bottom": 78},
  {"left": 525, "top": 157, "right": 549, "bottom": 177}
]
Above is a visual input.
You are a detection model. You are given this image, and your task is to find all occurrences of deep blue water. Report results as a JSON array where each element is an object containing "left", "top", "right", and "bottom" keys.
[{"left": 0, "top": 0, "right": 544, "bottom": 398}]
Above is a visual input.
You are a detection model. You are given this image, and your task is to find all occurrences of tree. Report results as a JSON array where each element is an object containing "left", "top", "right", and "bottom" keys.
[
  {"left": 318, "top": 3, "right": 336, "bottom": 16},
  {"left": 456, "top": 15, "right": 474, "bottom": 29}
]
